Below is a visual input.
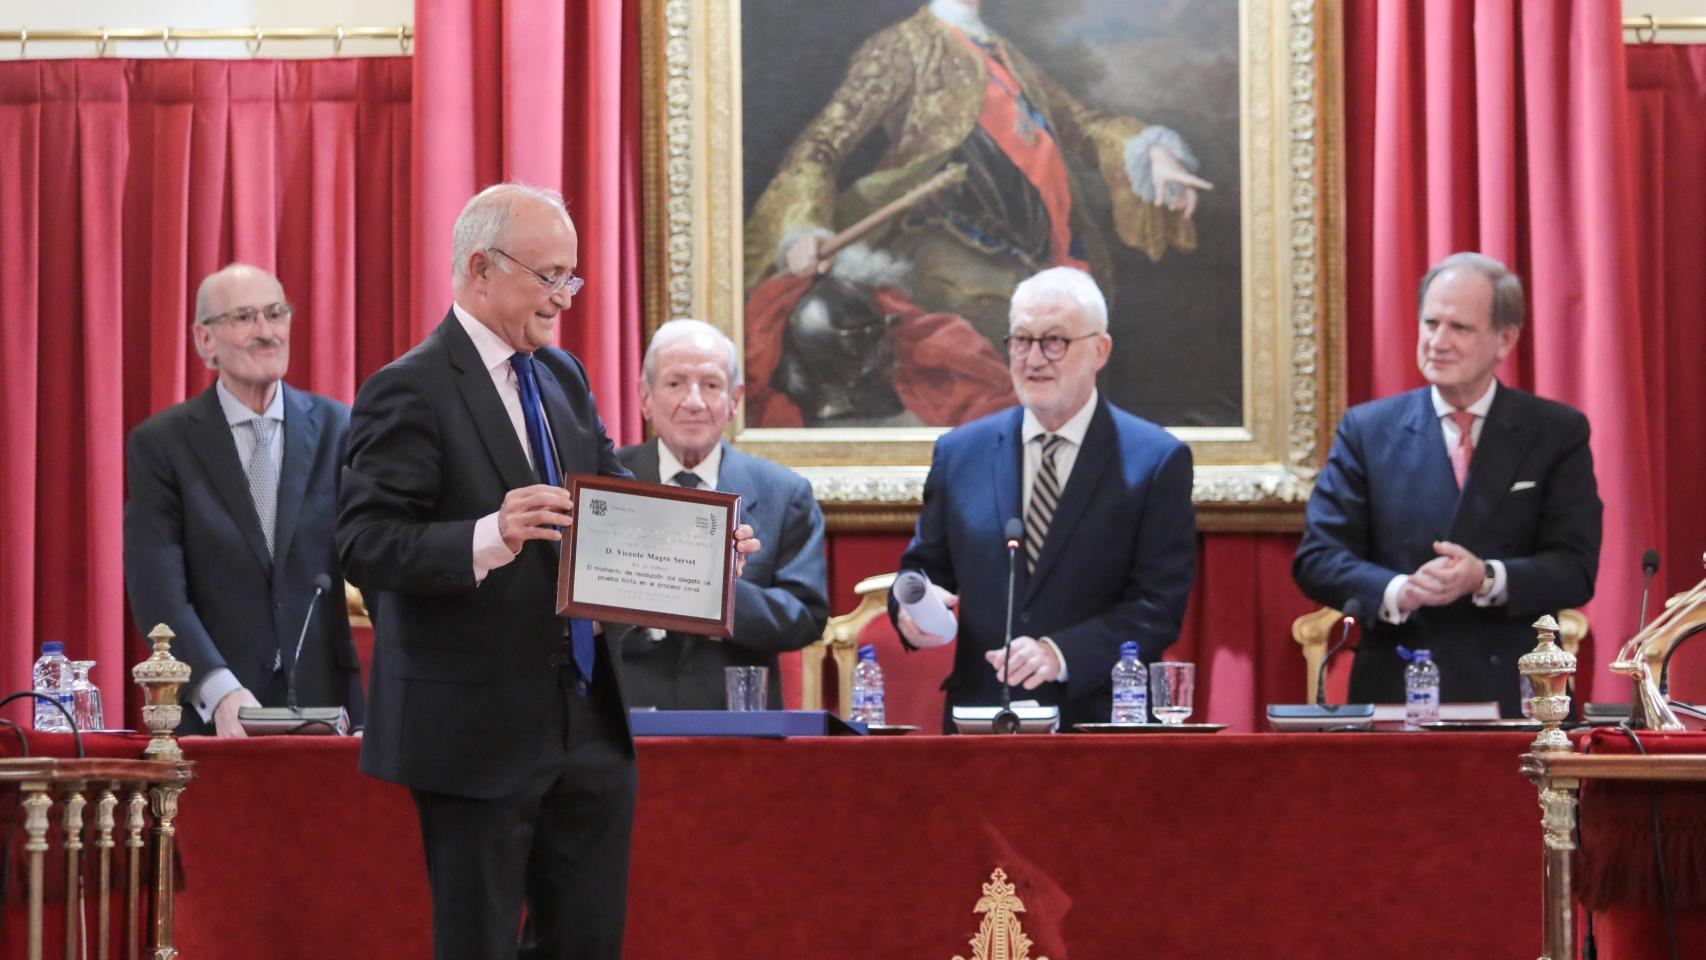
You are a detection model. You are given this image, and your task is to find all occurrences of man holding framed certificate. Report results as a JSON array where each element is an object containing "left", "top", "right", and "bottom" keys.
[{"left": 338, "top": 183, "right": 758, "bottom": 960}]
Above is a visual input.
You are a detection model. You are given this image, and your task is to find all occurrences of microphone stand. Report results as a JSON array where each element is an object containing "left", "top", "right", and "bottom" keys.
[{"left": 992, "top": 531, "right": 1022, "bottom": 735}]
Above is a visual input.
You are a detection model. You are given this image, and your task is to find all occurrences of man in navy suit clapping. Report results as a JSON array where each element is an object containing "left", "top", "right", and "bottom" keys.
[{"left": 1294, "top": 252, "right": 1602, "bottom": 717}]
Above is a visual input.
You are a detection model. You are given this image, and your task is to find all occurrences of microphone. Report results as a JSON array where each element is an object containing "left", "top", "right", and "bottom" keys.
[
  {"left": 1264, "top": 596, "right": 1373, "bottom": 730},
  {"left": 894, "top": 570, "right": 957, "bottom": 639},
  {"left": 1315, "top": 598, "right": 1364, "bottom": 707},
  {"left": 1584, "top": 551, "right": 1665, "bottom": 723},
  {"left": 992, "top": 518, "right": 1024, "bottom": 735},
  {"left": 1638, "top": 549, "right": 1660, "bottom": 635},
  {"left": 286, "top": 574, "right": 334, "bottom": 710},
  {"left": 238, "top": 573, "right": 350, "bottom": 735}
]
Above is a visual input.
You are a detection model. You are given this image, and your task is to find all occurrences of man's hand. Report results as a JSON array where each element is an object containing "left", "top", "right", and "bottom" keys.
[
  {"left": 985, "top": 636, "right": 1062, "bottom": 690},
  {"left": 497, "top": 484, "right": 575, "bottom": 554},
  {"left": 1399, "top": 541, "right": 1485, "bottom": 611},
  {"left": 211, "top": 687, "right": 262, "bottom": 739},
  {"left": 732, "top": 524, "right": 760, "bottom": 578},
  {"left": 1148, "top": 145, "right": 1214, "bottom": 220},
  {"left": 897, "top": 585, "right": 959, "bottom": 648},
  {"left": 783, "top": 234, "right": 833, "bottom": 276}
]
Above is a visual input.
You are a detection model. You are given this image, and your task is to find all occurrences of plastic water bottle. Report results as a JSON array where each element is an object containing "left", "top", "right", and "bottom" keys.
[
  {"left": 1111, "top": 641, "right": 1148, "bottom": 724},
  {"left": 1404, "top": 648, "right": 1441, "bottom": 730},
  {"left": 32, "top": 642, "right": 74, "bottom": 732},
  {"left": 850, "top": 645, "right": 885, "bottom": 725}
]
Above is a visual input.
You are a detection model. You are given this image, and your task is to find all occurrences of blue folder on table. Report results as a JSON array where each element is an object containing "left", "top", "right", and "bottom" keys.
[{"left": 627, "top": 709, "right": 868, "bottom": 738}]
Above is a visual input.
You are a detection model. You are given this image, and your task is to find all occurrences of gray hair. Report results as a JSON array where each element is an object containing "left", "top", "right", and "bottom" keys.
[
  {"left": 643, "top": 319, "right": 742, "bottom": 389},
  {"left": 194, "top": 263, "right": 282, "bottom": 325},
  {"left": 451, "top": 182, "right": 572, "bottom": 284},
  {"left": 1417, "top": 251, "right": 1525, "bottom": 332},
  {"left": 1010, "top": 266, "right": 1109, "bottom": 333}
]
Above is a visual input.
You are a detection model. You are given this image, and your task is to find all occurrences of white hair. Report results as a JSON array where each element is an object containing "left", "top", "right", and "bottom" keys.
[
  {"left": 643, "top": 319, "right": 742, "bottom": 389},
  {"left": 450, "top": 182, "right": 572, "bottom": 284},
  {"left": 194, "top": 262, "right": 282, "bottom": 325},
  {"left": 1009, "top": 266, "right": 1109, "bottom": 333}
]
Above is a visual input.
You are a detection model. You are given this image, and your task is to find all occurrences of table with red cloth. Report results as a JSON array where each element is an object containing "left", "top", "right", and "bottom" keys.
[{"left": 6, "top": 731, "right": 1562, "bottom": 959}]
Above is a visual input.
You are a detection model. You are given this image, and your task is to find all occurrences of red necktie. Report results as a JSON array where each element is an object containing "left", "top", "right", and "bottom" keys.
[{"left": 1447, "top": 410, "right": 1477, "bottom": 488}]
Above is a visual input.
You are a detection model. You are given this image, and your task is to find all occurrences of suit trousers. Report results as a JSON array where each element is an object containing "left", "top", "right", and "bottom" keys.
[{"left": 410, "top": 652, "right": 636, "bottom": 960}]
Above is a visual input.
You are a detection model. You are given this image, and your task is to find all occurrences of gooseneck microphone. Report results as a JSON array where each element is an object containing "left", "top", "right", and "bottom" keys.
[
  {"left": 285, "top": 574, "right": 334, "bottom": 711},
  {"left": 1638, "top": 549, "right": 1661, "bottom": 635},
  {"left": 1315, "top": 597, "right": 1364, "bottom": 707},
  {"left": 992, "top": 518, "right": 1024, "bottom": 735}
]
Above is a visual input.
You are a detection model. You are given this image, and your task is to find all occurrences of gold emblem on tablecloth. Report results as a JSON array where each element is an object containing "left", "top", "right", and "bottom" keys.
[{"left": 952, "top": 867, "right": 1049, "bottom": 960}]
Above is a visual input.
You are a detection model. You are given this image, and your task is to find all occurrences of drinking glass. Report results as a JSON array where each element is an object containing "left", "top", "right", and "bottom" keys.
[
  {"left": 70, "top": 660, "right": 105, "bottom": 731},
  {"left": 724, "top": 666, "right": 769, "bottom": 711},
  {"left": 1147, "top": 661, "right": 1195, "bottom": 725}
]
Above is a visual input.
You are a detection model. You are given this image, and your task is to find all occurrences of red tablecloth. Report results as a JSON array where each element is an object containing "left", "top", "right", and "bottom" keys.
[{"left": 6, "top": 731, "right": 1552, "bottom": 959}]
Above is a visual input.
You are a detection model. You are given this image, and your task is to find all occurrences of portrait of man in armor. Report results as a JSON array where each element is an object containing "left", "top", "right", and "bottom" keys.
[{"left": 741, "top": 0, "right": 1241, "bottom": 429}]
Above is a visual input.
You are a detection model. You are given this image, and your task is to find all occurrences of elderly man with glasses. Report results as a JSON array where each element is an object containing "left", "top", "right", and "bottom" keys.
[
  {"left": 890, "top": 265, "right": 1197, "bottom": 731},
  {"left": 123, "top": 262, "right": 363, "bottom": 736},
  {"left": 339, "top": 182, "right": 760, "bottom": 960}
]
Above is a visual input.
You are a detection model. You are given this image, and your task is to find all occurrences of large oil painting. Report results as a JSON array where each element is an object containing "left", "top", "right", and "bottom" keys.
[{"left": 641, "top": 0, "right": 1344, "bottom": 530}]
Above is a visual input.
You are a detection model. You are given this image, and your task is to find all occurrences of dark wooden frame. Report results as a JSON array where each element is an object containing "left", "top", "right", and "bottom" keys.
[{"left": 557, "top": 474, "right": 741, "bottom": 636}]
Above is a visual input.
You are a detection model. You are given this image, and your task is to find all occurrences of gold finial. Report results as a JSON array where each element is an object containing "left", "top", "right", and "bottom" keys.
[
  {"left": 1520, "top": 615, "right": 1575, "bottom": 754},
  {"left": 132, "top": 624, "right": 192, "bottom": 762}
]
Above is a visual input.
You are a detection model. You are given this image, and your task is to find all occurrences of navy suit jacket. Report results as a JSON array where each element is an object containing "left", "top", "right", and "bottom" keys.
[
  {"left": 1293, "top": 384, "right": 1602, "bottom": 716},
  {"left": 123, "top": 383, "right": 363, "bottom": 734},
  {"left": 338, "top": 311, "right": 633, "bottom": 799},
  {"left": 615, "top": 440, "right": 828, "bottom": 709},
  {"left": 891, "top": 399, "right": 1196, "bottom": 730}
]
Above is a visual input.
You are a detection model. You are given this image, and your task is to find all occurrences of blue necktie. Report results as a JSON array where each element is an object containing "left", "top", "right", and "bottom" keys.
[{"left": 509, "top": 352, "right": 595, "bottom": 683}]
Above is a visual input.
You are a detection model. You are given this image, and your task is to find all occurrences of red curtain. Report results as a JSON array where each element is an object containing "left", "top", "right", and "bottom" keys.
[
  {"left": 410, "top": 0, "right": 645, "bottom": 441},
  {"left": 1622, "top": 42, "right": 1706, "bottom": 698},
  {"left": 0, "top": 58, "right": 411, "bottom": 725},
  {"left": 1344, "top": 0, "right": 1658, "bottom": 703}
]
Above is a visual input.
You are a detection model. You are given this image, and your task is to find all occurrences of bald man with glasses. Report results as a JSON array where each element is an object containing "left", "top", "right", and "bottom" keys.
[
  {"left": 123, "top": 262, "right": 364, "bottom": 736},
  {"left": 890, "top": 266, "right": 1196, "bottom": 731}
]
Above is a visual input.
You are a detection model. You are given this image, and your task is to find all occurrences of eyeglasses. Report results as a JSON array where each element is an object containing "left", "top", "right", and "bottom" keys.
[
  {"left": 1002, "top": 332, "right": 1099, "bottom": 361},
  {"left": 201, "top": 302, "right": 294, "bottom": 330},
  {"left": 488, "top": 247, "right": 584, "bottom": 297}
]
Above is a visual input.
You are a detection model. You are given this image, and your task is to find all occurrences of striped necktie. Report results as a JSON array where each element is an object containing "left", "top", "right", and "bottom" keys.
[{"left": 1023, "top": 434, "right": 1066, "bottom": 574}]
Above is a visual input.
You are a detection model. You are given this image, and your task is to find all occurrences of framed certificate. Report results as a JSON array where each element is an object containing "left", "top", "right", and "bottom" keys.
[{"left": 556, "top": 474, "right": 742, "bottom": 636}]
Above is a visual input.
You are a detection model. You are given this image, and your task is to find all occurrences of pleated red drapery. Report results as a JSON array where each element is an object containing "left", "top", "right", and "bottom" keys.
[
  {"left": 1622, "top": 42, "right": 1706, "bottom": 698},
  {"left": 1344, "top": 0, "right": 1655, "bottom": 703},
  {"left": 410, "top": 0, "right": 645, "bottom": 442},
  {"left": 0, "top": 58, "right": 411, "bottom": 724}
]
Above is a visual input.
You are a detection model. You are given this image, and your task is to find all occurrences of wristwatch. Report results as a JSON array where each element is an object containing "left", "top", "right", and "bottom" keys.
[{"left": 1478, "top": 560, "right": 1497, "bottom": 597}]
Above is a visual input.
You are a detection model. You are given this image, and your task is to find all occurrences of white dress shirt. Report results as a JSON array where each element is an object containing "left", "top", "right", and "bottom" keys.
[
  {"left": 657, "top": 439, "right": 722, "bottom": 492},
  {"left": 1014, "top": 390, "right": 1101, "bottom": 681},
  {"left": 194, "top": 379, "right": 287, "bottom": 720},
  {"left": 454, "top": 302, "right": 558, "bottom": 583},
  {"left": 1379, "top": 380, "right": 1508, "bottom": 624}
]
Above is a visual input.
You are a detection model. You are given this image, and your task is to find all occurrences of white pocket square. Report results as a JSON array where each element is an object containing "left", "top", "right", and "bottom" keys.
[{"left": 1509, "top": 480, "right": 1537, "bottom": 492}]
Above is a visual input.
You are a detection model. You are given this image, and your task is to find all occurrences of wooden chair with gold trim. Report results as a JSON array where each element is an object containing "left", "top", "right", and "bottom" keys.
[
  {"left": 1293, "top": 605, "right": 1589, "bottom": 704},
  {"left": 799, "top": 573, "right": 896, "bottom": 717}
]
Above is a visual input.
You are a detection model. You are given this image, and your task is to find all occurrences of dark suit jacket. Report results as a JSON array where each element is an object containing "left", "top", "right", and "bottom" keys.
[
  {"left": 338, "top": 311, "right": 634, "bottom": 799},
  {"left": 615, "top": 439, "right": 829, "bottom": 709},
  {"left": 891, "top": 399, "right": 1197, "bottom": 731},
  {"left": 123, "top": 383, "right": 363, "bottom": 734},
  {"left": 1293, "top": 384, "right": 1602, "bottom": 716}
]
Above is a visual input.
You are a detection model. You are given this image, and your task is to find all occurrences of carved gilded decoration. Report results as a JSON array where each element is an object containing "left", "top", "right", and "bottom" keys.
[{"left": 641, "top": 1, "right": 1345, "bottom": 531}]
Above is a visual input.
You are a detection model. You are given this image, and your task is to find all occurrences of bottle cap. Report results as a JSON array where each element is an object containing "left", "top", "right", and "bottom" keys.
[
  {"left": 1119, "top": 641, "right": 1138, "bottom": 658},
  {"left": 858, "top": 645, "right": 876, "bottom": 662},
  {"left": 41, "top": 641, "right": 64, "bottom": 655}
]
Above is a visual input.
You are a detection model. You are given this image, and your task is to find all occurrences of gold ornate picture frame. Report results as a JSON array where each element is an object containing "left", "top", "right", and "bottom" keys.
[{"left": 640, "top": 0, "right": 1344, "bottom": 532}]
